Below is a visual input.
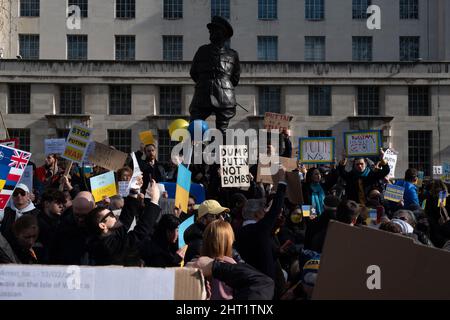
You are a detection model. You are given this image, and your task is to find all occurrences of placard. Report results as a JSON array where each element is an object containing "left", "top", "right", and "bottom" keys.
[
  {"left": 62, "top": 124, "right": 92, "bottom": 164},
  {"left": 139, "top": 131, "right": 155, "bottom": 146},
  {"left": 299, "top": 137, "right": 335, "bottom": 164},
  {"left": 44, "top": 139, "right": 66, "bottom": 156},
  {"left": 88, "top": 141, "right": 128, "bottom": 172},
  {"left": 384, "top": 184, "right": 405, "bottom": 203},
  {"left": 263, "top": 112, "right": 293, "bottom": 131},
  {"left": 383, "top": 148, "right": 398, "bottom": 179},
  {"left": 344, "top": 130, "right": 381, "bottom": 157},
  {"left": 219, "top": 145, "right": 250, "bottom": 188},
  {"left": 90, "top": 171, "right": 117, "bottom": 203},
  {"left": 0, "top": 138, "right": 19, "bottom": 149}
]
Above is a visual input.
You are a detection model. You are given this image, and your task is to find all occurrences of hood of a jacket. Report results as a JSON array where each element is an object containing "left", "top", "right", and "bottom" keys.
[{"left": 10, "top": 201, "right": 36, "bottom": 217}]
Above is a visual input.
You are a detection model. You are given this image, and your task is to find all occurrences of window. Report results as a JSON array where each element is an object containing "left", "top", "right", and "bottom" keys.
[
  {"left": 309, "top": 86, "right": 331, "bottom": 116},
  {"left": 19, "top": 34, "right": 39, "bottom": 59},
  {"left": 400, "top": 0, "right": 418, "bottom": 19},
  {"left": 9, "top": 84, "right": 30, "bottom": 114},
  {"left": 160, "top": 86, "right": 182, "bottom": 115},
  {"left": 67, "top": 35, "right": 87, "bottom": 60},
  {"left": 68, "top": 0, "right": 88, "bottom": 17},
  {"left": 305, "top": 0, "right": 324, "bottom": 20},
  {"left": 211, "top": 0, "right": 230, "bottom": 19},
  {"left": 164, "top": 0, "right": 183, "bottom": 19},
  {"left": 305, "top": 36, "right": 325, "bottom": 61},
  {"left": 20, "top": 0, "right": 40, "bottom": 17},
  {"left": 257, "top": 36, "right": 278, "bottom": 61},
  {"left": 259, "top": 87, "right": 281, "bottom": 115},
  {"left": 258, "top": 0, "right": 277, "bottom": 20},
  {"left": 57, "top": 129, "right": 71, "bottom": 139},
  {"left": 158, "top": 130, "right": 177, "bottom": 164},
  {"left": 163, "top": 36, "right": 183, "bottom": 61},
  {"left": 115, "top": 35, "right": 135, "bottom": 61},
  {"left": 108, "top": 130, "right": 132, "bottom": 154},
  {"left": 8, "top": 129, "right": 31, "bottom": 152},
  {"left": 352, "top": 36, "right": 372, "bottom": 61},
  {"left": 408, "top": 131, "right": 432, "bottom": 176},
  {"left": 60, "top": 85, "right": 82, "bottom": 114},
  {"left": 357, "top": 86, "right": 379, "bottom": 115},
  {"left": 109, "top": 85, "right": 131, "bottom": 115},
  {"left": 408, "top": 86, "right": 430, "bottom": 116},
  {"left": 352, "top": 0, "right": 371, "bottom": 19},
  {"left": 308, "top": 130, "right": 332, "bottom": 137},
  {"left": 400, "top": 36, "right": 420, "bottom": 61},
  {"left": 116, "top": 0, "right": 135, "bottom": 18}
]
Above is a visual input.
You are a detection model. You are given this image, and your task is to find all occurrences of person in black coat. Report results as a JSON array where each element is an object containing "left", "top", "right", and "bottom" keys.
[
  {"left": 337, "top": 150, "right": 390, "bottom": 205},
  {"left": 235, "top": 167, "right": 287, "bottom": 281},
  {"left": 7, "top": 214, "right": 41, "bottom": 264},
  {"left": 188, "top": 256, "right": 275, "bottom": 300},
  {"left": 140, "top": 214, "right": 183, "bottom": 267},
  {"left": 86, "top": 180, "right": 161, "bottom": 266},
  {"left": 134, "top": 144, "right": 166, "bottom": 192}
]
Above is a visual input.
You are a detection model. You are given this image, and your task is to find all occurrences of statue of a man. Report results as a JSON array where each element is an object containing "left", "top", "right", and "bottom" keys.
[{"left": 189, "top": 16, "right": 240, "bottom": 134}]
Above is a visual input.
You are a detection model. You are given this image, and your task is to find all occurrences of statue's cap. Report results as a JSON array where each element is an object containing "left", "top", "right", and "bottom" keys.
[{"left": 207, "top": 16, "right": 233, "bottom": 39}]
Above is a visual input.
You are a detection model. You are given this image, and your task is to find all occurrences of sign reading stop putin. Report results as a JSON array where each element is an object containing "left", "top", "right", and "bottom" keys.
[{"left": 62, "top": 124, "right": 93, "bottom": 164}]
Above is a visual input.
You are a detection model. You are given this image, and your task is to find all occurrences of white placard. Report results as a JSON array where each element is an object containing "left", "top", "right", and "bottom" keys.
[
  {"left": 44, "top": 139, "right": 66, "bottom": 156},
  {"left": 118, "top": 181, "right": 130, "bottom": 197},
  {"left": 433, "top": 166, "right": 443, "bottom": 175},
  {"left": 219, "top": 145, "right": 250, "bottom": 188},
  {"left": 383, "top": 148, "right": 398, "bottom": 179}
]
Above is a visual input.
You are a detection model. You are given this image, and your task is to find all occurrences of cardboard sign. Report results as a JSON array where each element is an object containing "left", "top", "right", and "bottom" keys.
[
  {"left": 139, "top": 131, "right": 155, "bottom": 146},
  {"left": 286, "top": 171, "right": 303, "bottom": 205},
  {"left": 44, "top": 139, "right": 66, "bottom": 156},
  {"left": 90, "top": 171, "right": 117, "bottom": 202},
  {"left": 219, "top": 145, "right": 250, "bottom": 188},
  {"left": 384, "top": 184, "right": 404, "bottom": 203},
  {"left": 62, "top": 124, "right": 92, "bottom": 164},
  {"left": 438, "top": 191, "right": 447, "bottom": 207},
  {"left": 383, "top": 148, "right": 397, "bottom": 179},
  {"left": 344, "top": 130, "right": 381, "bottom": 157},
  {"left": 313, "top": 221, "right": 450, "bottom": 299},
  {"left": 256, "top": 156, "right": 298, "bottom": 185},
  {"left": 299, "top": 137, "right": 335, "bottom": 164},
  {"left": 0, "top": 264, "right": 205, "bottom": 300},
  {"left": 175, "top": 164, "right": 191, "bottom": 213},
  {"left": 0, "top": 145, "right": 32, "bottom": 209},
  {"left": 417, "top": 170, "right": 424, "bottom": 187},
  {"left": 263, "top": 112, "right": 293, "bottom": 131},
  {"left": 19, "top": 165, "right": 33, "bottom": 193},
  {"left": 178, "top": 215, "right": 195, "bottom": 249},
  {"left": 0, "top": 138, "right": 19, "bottom": 149},
  {"left": 88, "top": 141, "right": 128, "bottom": 172}
]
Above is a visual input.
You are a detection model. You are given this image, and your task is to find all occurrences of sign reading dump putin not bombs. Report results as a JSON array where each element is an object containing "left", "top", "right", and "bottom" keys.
[
  {"left": 62, "top": 124, "right": 92, "bottom": 164},
  {"left": 220, "top": 145, "right": 250, "bottom": 188}
]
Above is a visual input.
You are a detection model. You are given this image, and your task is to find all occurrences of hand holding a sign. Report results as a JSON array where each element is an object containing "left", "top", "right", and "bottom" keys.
[
  {"left": 146, "top": 179, "right": 161, "bottom": 205},
  {"left": 186, "top": 256, "right": 214, "bottom": 278}
]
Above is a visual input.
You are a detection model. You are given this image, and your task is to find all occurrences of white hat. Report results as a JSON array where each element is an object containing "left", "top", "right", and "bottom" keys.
[{"left": 15, "top": 183, "right": 29, "bottom": 193}]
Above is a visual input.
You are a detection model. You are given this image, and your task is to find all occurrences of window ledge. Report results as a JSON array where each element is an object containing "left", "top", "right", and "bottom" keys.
[{"left": 347, "top": 115, "right": 394, "bottom": 121}]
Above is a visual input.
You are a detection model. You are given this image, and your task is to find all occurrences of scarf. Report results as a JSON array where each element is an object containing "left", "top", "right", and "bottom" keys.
[
  {"left": 310, "top": 183, "right": 325, "bottom": 215},
  {"left": 355, "top": 167, "right": 370, "bottom": 177}
]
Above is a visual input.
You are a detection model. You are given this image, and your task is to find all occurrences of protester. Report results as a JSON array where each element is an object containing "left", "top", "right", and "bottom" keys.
[
  {"left": 35, "top": 154, "right": 63, "bottom": 190},
  {"left": 394, "top": 168, "right": 420, "bottom": 209},
  {"left": 6, "top": 215, "right": 40, "bottom": 264},
  {"left": 135, "top": 144, "right": 166, "bottom": 190}
]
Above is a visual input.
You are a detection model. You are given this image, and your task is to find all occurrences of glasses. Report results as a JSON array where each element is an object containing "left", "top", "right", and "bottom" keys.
[
  {"left": 13, "top": 190, "right": 26, "bottom": 197},
  {"left": 100, "top": 211, "right": 116, "bottom": 223}
]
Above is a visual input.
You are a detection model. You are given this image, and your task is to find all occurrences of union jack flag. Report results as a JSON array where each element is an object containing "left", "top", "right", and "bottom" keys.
[{"left": 9, "top": 150, "right": 31, "bottom": 170}]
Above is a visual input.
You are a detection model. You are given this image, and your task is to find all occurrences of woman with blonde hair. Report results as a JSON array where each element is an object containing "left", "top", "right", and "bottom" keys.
[{"left": 201, "top": 220, "right": 236, "bottom": 300}]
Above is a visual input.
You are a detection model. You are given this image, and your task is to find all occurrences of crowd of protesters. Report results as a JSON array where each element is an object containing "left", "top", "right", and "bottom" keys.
[{"left": 0, "top": 131, "right": 449, "bottom": 301}]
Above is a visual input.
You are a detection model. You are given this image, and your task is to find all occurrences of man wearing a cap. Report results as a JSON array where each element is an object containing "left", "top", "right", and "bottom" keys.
[
  {"left": 183, "top": 199, "right": 229, "bottom": 263},
  {"left": 189, "top": 16, "right": 240, "bottom": 134},
  {"left": 0, "top": 184, "right": 40, "bottom": 245}
]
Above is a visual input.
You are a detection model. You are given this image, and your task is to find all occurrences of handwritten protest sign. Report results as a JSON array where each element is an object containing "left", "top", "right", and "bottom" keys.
[
  {"left": 433, "top": 166, "right": 443, "bottom": 176},
  {"left": 299, "top": 137, "right": 335, "bottom": 164},
  {"left": 44, "top": 139, "right": 66, "bottom": 156},
  {"left": 383, "top": 148, "right": 398, "bottom": 179},
  {"left": 344, "top": 130, "right": 381, "bottom": 157},
  {"left": 384, "top": 184, "right": 405, "bottom": 203},
  {"left": 0, "top": 138, "right": 19, "bottom": 149},
  {"left": 264, "top": 112, "right": 293, "bottom": 131},
  {"left": 88, "top": 141, "right": 128, "bottom": 172},
  {"left": 62, "top": 124, "right": 92, "bottom": 164},
  {"left": 220, "top": 145, "right": 250, "bottom": 188},
  {"left": 90, "top": 171, "right": 117, "bottom": 202},
  {"left": 139, "top": 131, "right": 155, "bottom": 146}
]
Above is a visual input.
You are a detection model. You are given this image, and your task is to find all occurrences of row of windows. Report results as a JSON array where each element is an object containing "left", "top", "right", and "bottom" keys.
[
  {"left": 20, "top": 0, "right": 421, "bottom": 20},
  {"left": 18, "top": 34, "right": 421, "bottom": 62},
  {"left": 7, "top": 127, "right": 434, "bottom": 175},
  {"left": 7, "top": 84, "right": 432, "bottom": 116}
]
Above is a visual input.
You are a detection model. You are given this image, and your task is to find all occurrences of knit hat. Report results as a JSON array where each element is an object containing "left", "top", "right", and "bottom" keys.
[{"left": 391, "top": 218, "right": 414, "bottom": 234}]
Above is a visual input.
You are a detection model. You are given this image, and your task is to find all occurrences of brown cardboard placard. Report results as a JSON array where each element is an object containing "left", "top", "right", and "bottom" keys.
[
  {"left": 286, "top": 171, "right": 303, "bottom": 205},
  {"left": 264, "top": 112, "right": 293, "bottom": 131},
  {"left": 88, "top": 141, "right": 128, "bottom": 171},
  {"left": 313, "top": 221, "right": 450, "bottom": 300}
]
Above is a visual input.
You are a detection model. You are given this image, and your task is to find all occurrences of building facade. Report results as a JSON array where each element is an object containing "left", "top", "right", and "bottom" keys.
[{"left": 0, "top": 0, "right": 449, "bottom": 176}]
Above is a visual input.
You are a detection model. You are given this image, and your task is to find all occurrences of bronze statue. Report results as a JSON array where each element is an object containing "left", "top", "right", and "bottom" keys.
[{"left": 189, "top": 16, "right": 241, "bottom": 134}]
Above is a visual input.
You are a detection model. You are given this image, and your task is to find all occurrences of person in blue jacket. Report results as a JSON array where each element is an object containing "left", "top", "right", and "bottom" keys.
[{"left": 395, "top": 168, "right": 419, "bottom": 209}]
